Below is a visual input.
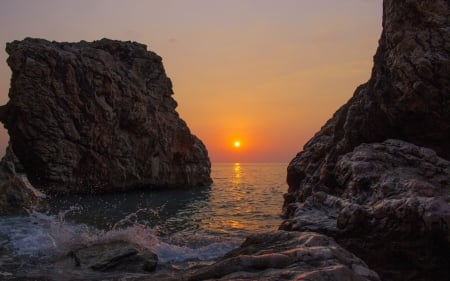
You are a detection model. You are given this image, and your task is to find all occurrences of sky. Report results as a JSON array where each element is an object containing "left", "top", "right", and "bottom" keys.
[{"left": 0, "top": 0, "right": 383, "bottom": 163}]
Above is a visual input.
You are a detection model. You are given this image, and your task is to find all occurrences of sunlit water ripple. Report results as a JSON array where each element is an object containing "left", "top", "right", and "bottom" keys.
[{"left": 0, "top": 163, "right": 287, "bottom": 280}]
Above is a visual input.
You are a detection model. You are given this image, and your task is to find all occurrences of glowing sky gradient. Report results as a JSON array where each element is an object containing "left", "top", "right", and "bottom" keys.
[{"left": 0, "top": 0, "right": 382, "bottom": 162}]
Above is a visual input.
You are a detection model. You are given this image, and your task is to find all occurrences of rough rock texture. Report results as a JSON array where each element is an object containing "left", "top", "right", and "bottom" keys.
[
  {"left": 136, "top": 231, "right": 379, "bottom": 281},
  {"left": 286, "top": 0, "right": 450, "bottom": 204},
  {"left": 282, "top": 140, "right": 450, "bottom": 280},
  {"left": 0, "top": 38, "right": 212, "bottom": 193},
  {"left": 284, "top": 1, "right": 450, "bottom": 280},
  {"left": 56, "top": 240, "right": 158, "bottom": 273},
  {"left": 0, "top": 146, "right": 45, "bottom": 214}
]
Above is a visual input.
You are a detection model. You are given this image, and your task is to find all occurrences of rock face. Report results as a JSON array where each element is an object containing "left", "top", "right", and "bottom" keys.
[
  {"left": 282, "top": 140, "right": 450, "bottom": 279},
  {"left": 284, "top": 0, "right": 450, "bottom": 280},
  {"left": 286, "top": 0, "right": 450, "bottom": 204},
  {"left": 0, "top": 38, "right": 212, "bottom": 193}
]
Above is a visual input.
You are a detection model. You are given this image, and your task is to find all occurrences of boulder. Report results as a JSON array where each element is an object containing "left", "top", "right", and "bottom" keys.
[
  {"left": 180, "top": 231, "right": 379, "bottom": 281},
  {"left": 57, "top": 240, "right": 158, "bottom": 273},
  {"left": 0, "top": 38, "right": 212, "bottom": 193}
]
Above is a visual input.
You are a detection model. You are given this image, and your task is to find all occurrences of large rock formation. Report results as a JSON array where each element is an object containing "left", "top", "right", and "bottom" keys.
[
  {"left": 0, "top": 38, "right": 212, "bottom": 193},
  {"left": 284, "top": 0, "right": 450, "bottom": 280},
  {"left": 286, "top": 0, "right": 450, "bottom": 205}
]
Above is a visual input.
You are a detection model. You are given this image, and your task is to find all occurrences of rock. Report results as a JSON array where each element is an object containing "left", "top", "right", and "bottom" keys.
[
  {"left": 283, "top": 142, "right": 450, "bottom": 246},
  {"left": 180, "top": 231, "right": 380, "bottom": 281},
  {"left": 284, "top": 0, "right": 450, "bottom": 280},
  {"left": 282, "top": 140, "right": 450, "bottom": 279},
  {"left": 0, "top": 38, "right": 212, "bottom": 193},
  {"left": 0, "top": 174, "right": 45, "bottom": 215},
  {"left": 286, "top": 0, "right": 450, "bottom": 205},
  {"left": 0, "top": 147, "right": 45, "bottom": 215},
  {"left": 57, "top": 240, "right": 158, "bottom": 273}
]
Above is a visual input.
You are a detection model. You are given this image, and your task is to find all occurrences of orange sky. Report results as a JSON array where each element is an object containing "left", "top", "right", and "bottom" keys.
[{"left": 0, "top": 0, "right": 382, "bottom": 163}]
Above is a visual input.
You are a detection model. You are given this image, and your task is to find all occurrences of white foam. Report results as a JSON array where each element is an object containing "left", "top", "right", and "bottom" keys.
[
  {"left": 0, "top": 209, "right": 240, "bottom": 265},
  {"left": 156, "top": 239, "right": 241, "bottom": 263}
]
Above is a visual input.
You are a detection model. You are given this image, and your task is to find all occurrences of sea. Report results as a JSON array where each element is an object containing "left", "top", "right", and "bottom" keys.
[{"left": 0, "top": 163, "right": 287, "bottom": 280}]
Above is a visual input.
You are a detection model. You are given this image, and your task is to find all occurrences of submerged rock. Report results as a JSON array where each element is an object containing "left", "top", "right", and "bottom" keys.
[
  {"left": 284, "top": 0, "right": 450, "bottom": 280},
  {"left": 56, "top": 240, "right": 158, "bottom": 273},
  {"left": 0, "top": 38, "right": 212, "bottom": 193}
]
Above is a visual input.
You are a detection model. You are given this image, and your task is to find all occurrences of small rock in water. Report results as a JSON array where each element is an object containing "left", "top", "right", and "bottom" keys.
[
  {"left": 58, "top": 240, "right": 158, "bottom": 273},
  {"left": 0, "top": 147, "right": 46, "bottom": 215}
]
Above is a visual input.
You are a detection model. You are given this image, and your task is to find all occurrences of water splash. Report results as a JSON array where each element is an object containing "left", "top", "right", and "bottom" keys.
[
  {"left": 0, "top": 208, "right": 162, "bottom": 259},
  {"left": 0, "top": 163, "right": 286, "bottom": 279},
  {"left": 156, "top": 238, "right": 240, "bottom": 263},
  {"left": 0, "top": 206, "right": 241, "bottom": 280}
]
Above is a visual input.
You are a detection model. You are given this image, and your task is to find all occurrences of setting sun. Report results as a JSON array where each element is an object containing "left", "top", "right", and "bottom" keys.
[{"left": 234, "top": 141, "right": 241, "bottom": 148}]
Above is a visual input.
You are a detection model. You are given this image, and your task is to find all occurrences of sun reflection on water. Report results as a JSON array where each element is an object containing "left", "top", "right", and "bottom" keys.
[
  {"left": 201, "top": 163, "right": 286, "bottom": 236},
  {"left": 232, "top": 163, "right": 242, "bottom": 184}
]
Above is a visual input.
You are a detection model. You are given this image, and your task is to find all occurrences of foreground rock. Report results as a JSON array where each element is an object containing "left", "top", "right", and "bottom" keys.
[
  {"left": 282, "top": 140, "right": 450, "bottom": 279},
  {"left": 284, "top": 1, "right": 450, "bottom": 280},
  {"left": 129, "top": 231, "right": 379, "bottom": 281},
  {"left": 0, "top": 38, "right": 212, "bottom": 193},
  {"left": 56, "top": 240, "right": 158, "bottom": 273}
]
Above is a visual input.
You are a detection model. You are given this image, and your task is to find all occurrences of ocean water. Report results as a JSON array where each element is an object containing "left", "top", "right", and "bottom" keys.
[{"left": 0, "top": 163, "right": 287, "bottom": 280}]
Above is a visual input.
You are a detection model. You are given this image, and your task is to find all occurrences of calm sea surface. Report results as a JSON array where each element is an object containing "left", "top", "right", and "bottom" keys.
[{"left": 0, "top": 163, "right": 287, "bottom": 280}]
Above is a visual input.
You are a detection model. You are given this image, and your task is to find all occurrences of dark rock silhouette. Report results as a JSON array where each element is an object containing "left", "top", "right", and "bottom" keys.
[
  {"left": 286, "top": 0, "right": 450, "bottom": 207},
  {"left": 284, "top": 0, "right": 450, "bottom": 280},
  {"left": 0, "top": 145, "right": 45, "bottom": 214},
  {"left": 0, "top": 38, "right": 212, "bottom": 193}
]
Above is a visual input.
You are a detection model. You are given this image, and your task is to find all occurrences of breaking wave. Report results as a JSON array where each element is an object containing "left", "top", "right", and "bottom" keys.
[{"left": 0, "top": 163, "right": 286, "bottom": 280}]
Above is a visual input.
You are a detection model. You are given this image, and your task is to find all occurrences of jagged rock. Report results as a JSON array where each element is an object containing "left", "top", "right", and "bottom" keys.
[
  {"left": 284, "top": 0, "right": 450, "bottom": 280},
  {"left": 57, "top": 240, "right": 158, "bottom": 273},
  {"left": 0, "top": 147, "right": 45, "bottom": 215},
  {"left": 0, "top": 38, "right": 212, "bottom": 193},
  {"left": 284, "top": 139, "right": 450, "bottom": 231},
  {"left": 176, "top": 231, "right": 380, "bottom": 281},
  {"left": 281, "top": 140, "right": 450, "bottom": 279},
  {"left": 286, "top": 0, "right": 450, "bottom": 205},
  {"left": 0, "top": 174, "right": 45, "bottom": 215}
]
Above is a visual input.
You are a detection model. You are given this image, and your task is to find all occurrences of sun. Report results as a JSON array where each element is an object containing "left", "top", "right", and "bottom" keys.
[{"left": 233, "top": 141, "right": 241, "bottom": 148}]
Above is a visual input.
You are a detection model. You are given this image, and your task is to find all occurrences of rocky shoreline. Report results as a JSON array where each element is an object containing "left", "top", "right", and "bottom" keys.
[{"left": 1, "top": 0, "right": 449, "bottom": 280}]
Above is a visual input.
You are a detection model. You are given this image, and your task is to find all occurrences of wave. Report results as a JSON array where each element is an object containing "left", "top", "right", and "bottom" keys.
[{"left": 0, "top": 208, "right": 241, "bottom": 280}]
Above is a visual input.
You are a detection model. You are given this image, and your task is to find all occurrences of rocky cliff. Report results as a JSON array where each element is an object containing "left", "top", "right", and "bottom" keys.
[
  {"left": 284, "top": 0, "right": 450, "bottom": 280},
  {"left": 0, "top": 38, "right": 212, "bottom": 193},
  {"left": 286, "top": 0, "right": 450, "bottom": 206}
]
